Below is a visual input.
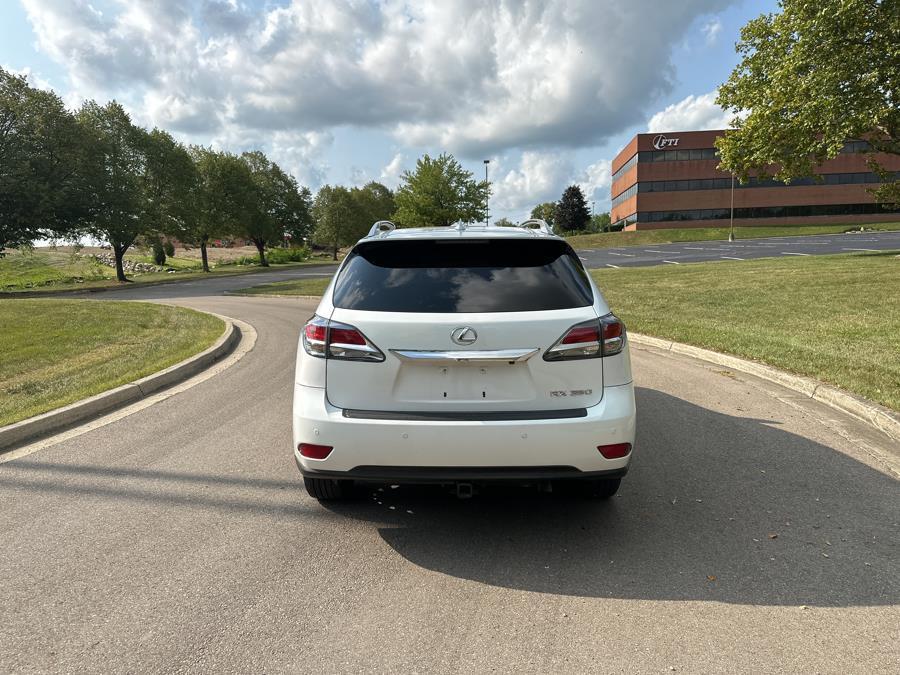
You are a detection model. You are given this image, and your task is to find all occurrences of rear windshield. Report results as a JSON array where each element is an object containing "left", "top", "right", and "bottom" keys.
[{"left": 333, "top": 238, "right": 593, "bottom": 313}]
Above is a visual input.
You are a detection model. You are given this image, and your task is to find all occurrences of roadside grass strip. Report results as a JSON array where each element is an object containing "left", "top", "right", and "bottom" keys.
[
  {"left": 232, "top": 277, "right": 332, "bottom": 297},
  {"left": 592, "top": 251, "right": 900, "bottom": 412},
  {"left": 0, "top": 300, "right": 224, "bottom": 426},
  {"left": 565, "top": 222, "right": 899, "bottom": 250}
]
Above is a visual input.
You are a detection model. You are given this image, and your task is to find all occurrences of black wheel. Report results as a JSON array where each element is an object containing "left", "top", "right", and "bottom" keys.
[
  {"left": 588, "top": 477, "right": 621, "bottom": 499},
  {"left": 555, "top": 477, "right": 622, "bottom": 499},
  {"left": 303, "top": 476, "right": 353, "bottom": 500}
]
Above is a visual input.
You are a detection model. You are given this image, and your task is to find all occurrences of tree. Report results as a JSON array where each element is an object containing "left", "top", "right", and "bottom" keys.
[
  {"left": 76, "top": 101, "right": 149, "bottom": 281},
  {"left": 312, "top": 185, "right": 358, "bottom": 260},
  {"left": 186, "top": 147, "right": 252, "bottom": 272},
  {"left": 352, "top": 181, "right": 395, "bottom": 228},
  {"left": 555, "top": 185, "right": 590, "bottom": 233},
  {"left": 529, "top": 202, "right": 556, "bottom": 227},
  {"left": 0, "top": 68, "right": 87, "bottom": 255},
  {"left": 716, "top": 0, "right": 900, "bottom": 205},
  {"left": 393, "top": 153, "right": 488, "bottom": 227},
  {"left": 494, "top": 217, "right": 516, "bottom": 227},
  {"left": 283, "top": 185, "right": 314, "bottom": 245},
  {"left": 241, "top": 150, "right": 307, "bottom": 266},
  {"left": 590, "top": 212, "right": 611, "bottom": 233},
  {"left": 139, "top": 128, "right": 196, "bottom": 245}
]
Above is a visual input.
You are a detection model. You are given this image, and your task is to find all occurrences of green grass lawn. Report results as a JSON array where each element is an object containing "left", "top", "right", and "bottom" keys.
[
  {"left": 0, "top": 250, "right": 113, "bottom": 289},
  {"left": 235, "top": 251, "right": 900, "bottom": 411},
  {"left": 566, "top": 221, "right": 899, "bottom": 249},
  {"left": 232, "top": 277, "right": 331, "bottom": 296},
  {"left": 592, "top": 251, "right": 900, "bottom": 411},
  {"left": 0, "top": 299, "right": 224, "bottom": 426},
  {"left": 0, "top": 249, "right": 336, "bottom": 295}
]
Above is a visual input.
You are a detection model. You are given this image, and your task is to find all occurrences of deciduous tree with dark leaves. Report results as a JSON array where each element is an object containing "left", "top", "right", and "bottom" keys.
[{"left": 716, "top": 0, "right": 899, "bottom": 206}]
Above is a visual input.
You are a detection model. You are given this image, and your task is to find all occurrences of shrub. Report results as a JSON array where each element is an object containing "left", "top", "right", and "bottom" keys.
[
  {"left": 266, "top": 246, "right": 311, "bottom": 264},
  {"left": 151, "top": 240, "right": 166, "bottom": 266}
]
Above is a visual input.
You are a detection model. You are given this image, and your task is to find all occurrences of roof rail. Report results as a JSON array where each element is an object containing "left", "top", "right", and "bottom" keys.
[
  {"left": 367, "top": 220, "right": 396, "bottom": 238},
  {"left": 518, "top": 219, "right": 554, "bottom": 235}
]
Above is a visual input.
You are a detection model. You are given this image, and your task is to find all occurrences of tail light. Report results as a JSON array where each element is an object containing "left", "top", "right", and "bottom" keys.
[
  {"left": 302, "top": 315, "right": 384, "bottom": 362},
  {"left": 544, "top": 314, "right": 626, "bottom": 361}
]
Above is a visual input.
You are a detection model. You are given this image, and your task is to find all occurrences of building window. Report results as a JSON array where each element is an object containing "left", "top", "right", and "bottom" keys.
[
  {"left": 638, "top": 148, "right": 719, "bottom": 163},
  {"left": 611, "top": 153, "right": 639, "bottom": 183},
  {"left": 637, "top": 202, "right": 899, "bottom": 223},
  {"left": 636, "top": 172, "right": 890, "bottom": 194},
  {"left": 611, "top": 183, "right": 638, "bottom": 208}
]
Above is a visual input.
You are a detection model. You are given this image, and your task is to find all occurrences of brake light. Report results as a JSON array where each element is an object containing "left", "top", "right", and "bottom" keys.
[
  {"left": 544, "top": 314, "right": 626, "bottom": 361},
  {"left": 301, "top": 315, "right": 384, "bottom": 362}
]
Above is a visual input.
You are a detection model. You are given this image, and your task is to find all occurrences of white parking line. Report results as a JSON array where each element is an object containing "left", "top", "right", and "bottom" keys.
[
  {"left": 843, "top": 248, "right": 878, "bottom": 252},
  {"left": 683, "top": 246, "right": 705, "bottom": 250},
  {"left": 579, "top": 256, "right": 588, "bottom": 261},
  {"left": 781, "top": 252, "right": 810, "bottom": 256},
  {"left": 606, "top": 264, "right": 620, "bottom": 269},
  {"left": 721, "top": 256, "right": 744, "bottom": 261},
  {"left": 607, "top": 252, "right": 635, "bottom": 257},
  {"left": 643, "top": 249, "right": 665, "bottom": 253},
  {"left": 662, "top": 260, "right": 681, "bottom": 265}
]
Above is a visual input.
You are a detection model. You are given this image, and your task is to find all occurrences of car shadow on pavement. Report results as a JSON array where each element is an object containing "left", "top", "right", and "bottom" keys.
[{"left": 323, "top": 387, "right": 900, "bottom": 607}]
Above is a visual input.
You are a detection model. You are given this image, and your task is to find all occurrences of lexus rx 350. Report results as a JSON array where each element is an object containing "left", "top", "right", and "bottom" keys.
[{"left": 293, "top": 220, "right": 636, "bottom": 500}]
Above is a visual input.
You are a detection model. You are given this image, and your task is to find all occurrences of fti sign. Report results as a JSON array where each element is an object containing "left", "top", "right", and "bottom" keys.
[{"left": 652, "top": 134, "right": 679, "bottom": 150}]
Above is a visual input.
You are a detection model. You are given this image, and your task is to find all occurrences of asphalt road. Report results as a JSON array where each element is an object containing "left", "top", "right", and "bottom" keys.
[
  {"left": 1, "top": 280, "right": 898, "bottom": 672},
  {"left": 576, "top": 230, "right": 900, "bottom": 269}
]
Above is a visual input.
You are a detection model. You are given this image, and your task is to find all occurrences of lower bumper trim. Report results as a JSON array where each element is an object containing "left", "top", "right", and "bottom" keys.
[{"left": 296, "top": 458, "right": 628, "bottom": 483}]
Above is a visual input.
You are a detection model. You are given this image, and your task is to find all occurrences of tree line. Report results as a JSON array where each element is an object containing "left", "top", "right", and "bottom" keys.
[
  {"left": 1, "top": 68, "right": 498, "bottom": 277},
  {"left": 1, "top": 68, "right": 320, "bottom": 280}
]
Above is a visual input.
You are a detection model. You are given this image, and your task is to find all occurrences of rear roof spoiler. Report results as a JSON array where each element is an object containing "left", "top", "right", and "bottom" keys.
[{"left": 517, "top": 219, "right": 554, "bottom": 235}]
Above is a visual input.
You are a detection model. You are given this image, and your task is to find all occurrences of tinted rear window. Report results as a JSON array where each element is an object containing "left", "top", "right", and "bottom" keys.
[{"left": 333, "top": 238, "right": 593, "bottom": 313}]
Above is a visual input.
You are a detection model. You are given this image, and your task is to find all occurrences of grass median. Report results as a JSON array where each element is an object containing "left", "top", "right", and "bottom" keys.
[
  {"left": 234, "top": 251, "right": 900, "bottom": 411},
  {"left": 0, "top": 299, "right": 224, "bottom": 426},
  {"left": 593, "top": 251, "right": 899, "bottom": 411}
]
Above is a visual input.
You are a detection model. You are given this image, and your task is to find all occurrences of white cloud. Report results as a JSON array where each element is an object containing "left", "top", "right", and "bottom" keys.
[
  {"left": 492, "top": 152, "right": 573, "bottom": 215},
  {"left": 22, "top": 0, "right": 738, "bottom": 160},
  {"left": 701, "top": 18, "right": 722, "bottom": 46},
  {"left": 646, "top": 90, "right": 733, "bottom": 132},
  {"left": 379, "top": 153, "right": 406, "bottom": 189},
  {"left": 576, "top": 160, "right": 612, "bottom": 203}
]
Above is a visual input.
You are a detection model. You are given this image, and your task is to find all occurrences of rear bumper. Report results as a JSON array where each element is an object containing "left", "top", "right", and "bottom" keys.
[{"left": 292, "top": 382, "right": 636, "bottom": 476}]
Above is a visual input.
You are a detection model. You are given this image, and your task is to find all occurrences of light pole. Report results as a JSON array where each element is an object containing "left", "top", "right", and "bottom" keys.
[
  {"left": 591, "top": 200, "right": 596, "bottom": 232},
  {"left": 729, "top": 173, "right": 735, "bottom": 242},
  {"left": 484, "top": 159, "right": 490, "bottom": 227}
]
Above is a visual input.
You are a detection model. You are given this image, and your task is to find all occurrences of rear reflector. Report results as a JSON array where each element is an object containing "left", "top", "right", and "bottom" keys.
[
  {"left": 298, "top": 443, "right": 333, "bottom": 460},
  {"left": 597, "top": 442, "right": 631, "bottom": 459}
]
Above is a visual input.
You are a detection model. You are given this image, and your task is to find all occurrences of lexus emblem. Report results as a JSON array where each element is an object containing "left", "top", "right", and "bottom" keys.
[{"left": 451, "top": 327, "right": 478, "bottom": 345}]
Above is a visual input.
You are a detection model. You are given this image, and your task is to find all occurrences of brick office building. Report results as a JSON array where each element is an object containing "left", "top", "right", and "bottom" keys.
[{"left": 610, "top": 130, "right": 899, "bottom": 230}]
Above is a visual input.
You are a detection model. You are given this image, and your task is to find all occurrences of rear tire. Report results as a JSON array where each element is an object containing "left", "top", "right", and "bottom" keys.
[
  {"left": 303, "top": 476, "right": 352, "bottom": 500},
  {"left": 588, "top": 477, "right": 621, "bottom": 499}
]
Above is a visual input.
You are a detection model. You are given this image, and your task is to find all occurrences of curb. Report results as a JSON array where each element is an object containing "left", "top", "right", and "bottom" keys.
[
  {"left": 0, "top": 317, "right": 241, "bottom": 452},
  {"left": 629, "top": 333, "right": 900, "bottom": 444},
  {"left": 223, "top": 291, "right": 324, "bottom": 300}
]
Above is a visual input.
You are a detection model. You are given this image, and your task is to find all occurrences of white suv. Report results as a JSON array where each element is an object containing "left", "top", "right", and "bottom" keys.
[{"left": 292, "top": 220, "right": 636, "bottom": 500}]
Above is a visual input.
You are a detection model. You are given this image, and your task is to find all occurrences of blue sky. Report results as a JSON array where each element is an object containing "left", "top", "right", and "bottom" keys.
[{"left": 0, "top": 0, "right": 778, "bottom": 222}]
